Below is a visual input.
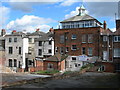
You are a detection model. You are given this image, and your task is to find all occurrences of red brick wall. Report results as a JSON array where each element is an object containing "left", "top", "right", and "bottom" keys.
[
  {"left": 101, "top": 62, "right": 114, "bottom": 72},
  {"left": 43, "top": 61, "right": 58, "bottom": 70},
  {"left": 54, "top": 27, "right": 100, "bottom": 56},
  {"left": 29, "top": 60, "right": 43, "bottom": 72},
  {"left": 58, "top": 60, "right": 65, "bottom": 71}
]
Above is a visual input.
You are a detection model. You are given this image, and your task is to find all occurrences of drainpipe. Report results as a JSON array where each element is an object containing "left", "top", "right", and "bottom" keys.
[{"left": 107, "top": 33, "right": 109, "bottom": 61}]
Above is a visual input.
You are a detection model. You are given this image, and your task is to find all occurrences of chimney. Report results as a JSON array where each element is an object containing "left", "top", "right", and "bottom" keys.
[
  {"left": 49, "top": 27, "right": 54, "bottom": 32},
  {"left": 103, "top": 21, "right": 107, "bottom": 30},
  {"left": 36, "top": 28, "right": 40, "bottom": 32},
  {"left": 116, "top": 19, "right": 120, "bottom": 30},
  {"left": 12, "top": 30, "right": 16, "bottom": 34},
  {"left": 1, "top": 29, "right": 6, "bottom": 36}
]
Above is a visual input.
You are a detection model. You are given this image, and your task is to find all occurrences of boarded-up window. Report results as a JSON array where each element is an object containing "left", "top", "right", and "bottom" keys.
[
  {"left": 88, "top": 34, "right": 93, "bottom": 43},
  {"left": 82, "top": 34, "right": 87, "bottom": 43}
]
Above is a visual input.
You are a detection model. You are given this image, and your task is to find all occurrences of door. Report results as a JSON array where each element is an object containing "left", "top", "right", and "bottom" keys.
[{"left": 25, "top": 58, "right": 28, "bottom": 72}]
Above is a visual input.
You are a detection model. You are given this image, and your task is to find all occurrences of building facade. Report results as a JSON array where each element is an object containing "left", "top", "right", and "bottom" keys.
[
  {"left": 5, "top": 30, "right": 28, "bottom": 72},
  {"left": 54, "top": 5, "right": 105, "bottom": 71}
]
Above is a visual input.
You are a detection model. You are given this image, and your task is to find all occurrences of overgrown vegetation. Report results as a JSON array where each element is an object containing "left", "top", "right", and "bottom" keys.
[
  {"left": 80, "top": 63, "right": 94, "bottom": 70},
  {"left": 33, "top": 70, "right": 59, "bottom": 74}
]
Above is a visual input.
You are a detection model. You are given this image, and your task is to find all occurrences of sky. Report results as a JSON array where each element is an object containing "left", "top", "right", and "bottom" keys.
[{"left": 0, "top": 0, "right": 120, "bottom": 33}]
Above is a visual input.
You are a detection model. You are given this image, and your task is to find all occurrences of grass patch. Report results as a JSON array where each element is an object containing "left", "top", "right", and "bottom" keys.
[{"left": 33, "top": 70, "right": 59, "bottom": 74}]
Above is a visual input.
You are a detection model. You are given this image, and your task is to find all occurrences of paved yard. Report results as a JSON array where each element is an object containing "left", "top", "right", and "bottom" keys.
[
  {"left": 1, "top": 73, "right": 51, "bottom": 87},
  {"left": 3, "top": 72, "right": 120, "bottom": 88}
]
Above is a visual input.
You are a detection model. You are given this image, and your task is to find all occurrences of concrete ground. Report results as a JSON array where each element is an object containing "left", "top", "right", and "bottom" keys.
[
  {"left": 3, "top": 72, "right": 120, "bottom": 88},
  {"left": 1, "top": 73, "right": 51, "bottom": 87}
]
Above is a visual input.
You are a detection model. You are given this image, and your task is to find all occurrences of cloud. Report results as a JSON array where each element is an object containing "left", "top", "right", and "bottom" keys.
[
  {"left": 65, "top": 6, "right": 89, "bottom": 19},
  {"left": 8, "top": 0, "right": 62, "bottom": 12},
  {"left": 60, "top": 0, "right": 81, "bottom": 6},
  {"left": 6, "top": 15, "right": 56, "bottom": 32},
  {"left": 0, "top": 6, "right": 10, "bottom": 29},
  {"left": 86, "top": 2, "right": 118, "bottom": 18},
  {"left": 110, "top": 28, "right": 116, "bottom": 32}
]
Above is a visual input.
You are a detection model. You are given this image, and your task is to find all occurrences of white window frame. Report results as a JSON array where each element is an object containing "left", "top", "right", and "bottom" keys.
[
  {"left": 114, "top": 36, "right": 120, "bottom": 42},
  {"left": 103, "top": 36, "right": 108, "bottom": 42},
  {"left": 114, "top": 48, "right": 120, "bottom": 57},
  {"left": 71, "top": 45, "right": 77, "bottom": 50}
]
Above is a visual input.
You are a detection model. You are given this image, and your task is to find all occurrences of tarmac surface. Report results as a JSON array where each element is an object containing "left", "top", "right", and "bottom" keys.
[{"left": 3, "top": 72, "right": 120, "bottom": 88}]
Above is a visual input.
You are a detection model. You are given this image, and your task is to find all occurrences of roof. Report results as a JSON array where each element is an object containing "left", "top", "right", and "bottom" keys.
[
  {"left": 45, "top": 53, "right": 67, "bottom": 62},
  {"left": 26, "top": 31, "right": 45, "bottom": 36},
  {"left": 100, "top": 28, "right": 113, "bottom": 35},
  {"left": 5, "top": 32, "right": 26, "bottom": 37},
  {"left": 114, "top": 28, "right": 120, "bottom": 35},
  {"left": 60, "top": 14, "right": 102, "bottom": 25},
  {"left": 35, "top": 32, "right": 54, "bottom": 41}
]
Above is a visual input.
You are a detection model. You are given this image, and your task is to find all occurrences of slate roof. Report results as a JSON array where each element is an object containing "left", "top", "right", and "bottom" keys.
[
  {"left": 35, "top": 32, "right": 54, "bottom": 41},
  {"left": 60, "top": 14, "right": 102, "bottom": 25},
  {"left": 26, "top": 31, "right": 45, "bottom": 36}
]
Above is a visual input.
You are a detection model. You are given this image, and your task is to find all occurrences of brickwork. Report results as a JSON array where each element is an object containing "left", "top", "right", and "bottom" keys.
[{"left": 54, "top": 27, "right": 101, "bottom": 56}]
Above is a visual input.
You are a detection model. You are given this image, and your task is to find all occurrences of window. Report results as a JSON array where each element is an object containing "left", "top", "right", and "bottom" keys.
[
  {"left": 88, "top": 34, "right": 93, "bottom": 43},
  {"left": 14, "top": 59, "right": 17, "bottom": 67},
  {"left": 38, "top": 41, "right": 42, "bottom": 46},
  {"left": 9, "top": 47, "right": 13, "bottom": 54},
  {"left": 38, "top": 49, "right": 42, "bottom": 56},
  {"left": 60, "top": 35, "right": 64, "bottom": 43},
  {"left": 66, "top": 47, "right": 69, "bottom": 52},
  {"left": 49, "top": 41, "right": 52, "bottom": 45},
  {"left": 82, "top": 47, "right": 86, "bottom": 54},
  {"left": 72, "top": 57, "right": 76, "bottom": 61},
  {"left": 48, "top": 49, "right": 52, "bottom": 53},
  {"left": 114, "top": 48, "right": 120, "bottom": 57},
  {"left": 82, "top": 35, "right": 87, "bottom": 43},
  {"left": 55, "top": 47, "right": 58, "bottom": 52},
  {"left": 9, "top": 59, "right": 12, "bottom": 67},
  {"left": 71, "top": 34, "right": 77, "bottom": 39},
  {"left": 75, "top": 63, "right": 77, "bottom": 67},
  {"left": 71, "top": 45, "right": 77, "bottom": 50},
  {"left": 60, "top": 47, "right": 64, "bottom": 54},
  {"left": 9, "top": 38, "right": 12, "bottom": 42},
  {"left": 103, "top": 36, "right": 108, "bottom": 42},
  {"left": 28, "top": 60, "right": 32, "bottom": 65},
  {"left": 114, "top": 36, "right": 120, "bottom": 42},
  {"left": 14, "top": 38, "right": 17, "bottom": 42},
  {"left": 19, "top": 47, "right": 21, "bottom": 55},
  {"left": 88, "top": 48, "right": 92, "bottom": 56},
  {"left": 47, "top": 63, "right": 53, "bottom": 69},
  {"left": 29, "top": 38, "right": 32, "bottom": 43}
]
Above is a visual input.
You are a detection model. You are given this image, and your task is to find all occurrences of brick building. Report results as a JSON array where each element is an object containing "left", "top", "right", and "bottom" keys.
[
  {"left": 54, "top": 5, "right": 108, "bottom": 71},
  {"left": 113, "top": 19, "right": 120, "bottom": 72}
]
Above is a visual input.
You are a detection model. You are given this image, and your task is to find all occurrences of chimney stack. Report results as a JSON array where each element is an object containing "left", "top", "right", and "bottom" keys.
[
  {"left": 103, "top": 21, "right": 107, "bottom": 30},
  {"left": 1, "top": 29, "right": 6, "bottom": 36},
  {"left": 12, "top": 30, "right": 16, "bottom": 34},
  {"left": 49, "top": 27, "right": 54, "bottom": 32},
  {"left": 36, "top": 28, "right": 40, "bottom": 32}
]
